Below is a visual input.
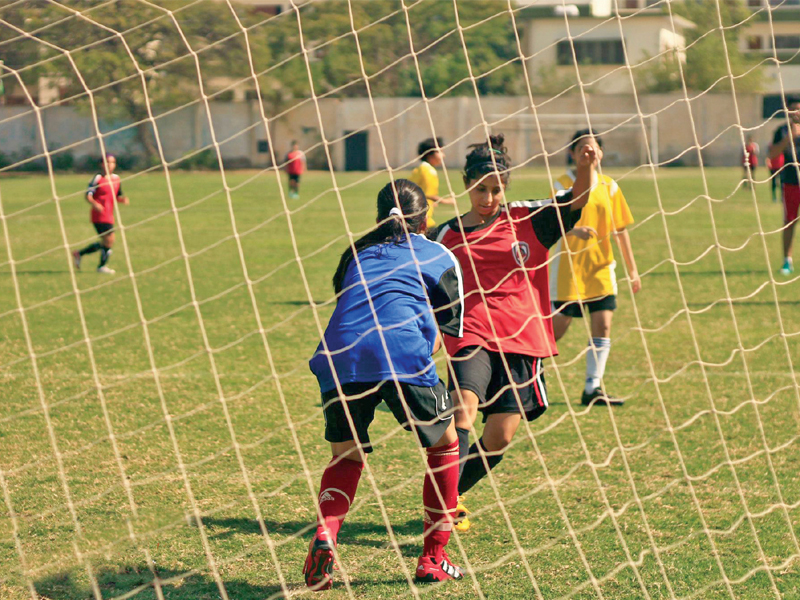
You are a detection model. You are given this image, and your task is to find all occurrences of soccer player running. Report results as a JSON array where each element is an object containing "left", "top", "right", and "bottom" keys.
[
  {"left": 434, "top": 134, "right": 596, "bottom": 532},
  {"left": 285, "top": 140, "right": 306, "bottom": 199},
  {"left": 768, "top": 97, "right": 800, "bottom": 275},
  {"left": 550, "top": 129, "right": 641, "bottom": 407},
  {"left": 305, "top": 180, "right": 466, "bottom": 589},
  {"left": 409, "top": 137, "right": 456, "bottom": 228},
  {"left": 72, "top": 154, "right": 129, "bottom": 274}
]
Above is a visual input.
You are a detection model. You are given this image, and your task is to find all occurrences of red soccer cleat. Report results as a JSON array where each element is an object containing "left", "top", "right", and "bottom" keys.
[
  {"left": 414, "top": 551, "right": 464, "bottom": 583},
  {"left": 303, "top": 535, "right": 335, "bottom": 591}
]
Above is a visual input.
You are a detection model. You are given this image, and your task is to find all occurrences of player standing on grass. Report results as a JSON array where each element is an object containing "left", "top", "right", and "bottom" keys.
[
  {"left": 550, "top": 129, "right": 641, "bottom": 407},
  {"left": 285, "top": 140, "right": 306, "bottom": 199},
  {"left": 766, "top": 136, "right": 785, "bottom": 204},
  {"left": 743, "top": 135, "right": 759, "bottom": 189},
  {"left": 72, "top": 154, "right": 128, "bottom": 275},
  {"left": 410, "top": 137, "right": 456, "bottom": 228},
  {"left": 768, "top": 97, "right": 800, "bottom": 275},
  {"left": 434, "top": 134, "right": 596, "bottom": 532},
  {"left": 305, "top": 179, "right": 466, "bottom": 589}
]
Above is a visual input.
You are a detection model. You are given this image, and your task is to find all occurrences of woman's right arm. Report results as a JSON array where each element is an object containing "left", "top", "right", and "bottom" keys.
[{"left": 570, "top": 144, "right": 599, "bottom": 211}]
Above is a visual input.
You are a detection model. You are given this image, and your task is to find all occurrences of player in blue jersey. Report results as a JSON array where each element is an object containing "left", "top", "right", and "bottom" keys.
[{"left": 304, "top": 179, "right": 466, "bottom": 590}]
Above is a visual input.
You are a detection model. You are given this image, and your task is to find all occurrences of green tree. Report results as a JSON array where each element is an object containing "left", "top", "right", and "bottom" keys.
[{"left": 11, "top": 0, "right": 272, "bottom": 163}]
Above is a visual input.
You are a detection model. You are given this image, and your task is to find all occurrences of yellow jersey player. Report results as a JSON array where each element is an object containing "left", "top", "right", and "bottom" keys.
[
  {"left": 550, "top": 129, "right": 641, "bottom": 407},
  {"left": 409, "top": 137, "right": 455, "bottom": 228}
]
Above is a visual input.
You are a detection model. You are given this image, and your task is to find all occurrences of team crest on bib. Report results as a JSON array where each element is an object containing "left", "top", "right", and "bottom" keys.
[{"left": 511, "top": 241, "right": 530, "bottom": 266}]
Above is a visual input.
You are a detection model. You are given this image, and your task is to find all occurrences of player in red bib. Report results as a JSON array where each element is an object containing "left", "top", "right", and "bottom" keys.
[
  {"left": 769, "top": 97, "right": 800, "bottom": 275},
  {"left": 434, "top": 134, "right": 597, "bottom": 531},
  {"left": 72, "top": 154, "right": 129, "bottom": 274},
  {"left": 743, "top": 136, "right": 759, "bottom": 189},
  {"left": 766, "top": 146, "right": 785, "bottom": 204},
  {"left": 285, "top": 140, "right": 306, "bottom": 199}
]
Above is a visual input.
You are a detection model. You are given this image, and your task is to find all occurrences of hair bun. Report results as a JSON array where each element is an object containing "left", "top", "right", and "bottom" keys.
[{"left": 489, "top": 133, "right": 506, "bottom": 153}]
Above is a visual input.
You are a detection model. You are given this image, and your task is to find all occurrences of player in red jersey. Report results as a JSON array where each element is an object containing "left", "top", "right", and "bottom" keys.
[
  {"left": 766, "top": 146, "right": 785, "bottom": 203},
  {"left": 743, "top": 136, "right": 759, "bottom": 189},
  {"left": 769, "top": 97, "right": 800, "bottom": 275},
  {"left": 285, "top": 140, "right": 306, "bottom": 199},
  {"left": 434, "top": 134, "right": 597, "bottom": 531},
  {"left": 72, "top": 154, "right": 129, "bottom": 274}
]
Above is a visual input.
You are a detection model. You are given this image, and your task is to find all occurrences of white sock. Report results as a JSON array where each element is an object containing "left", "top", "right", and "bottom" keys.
[{"left": 585, "top": 337, "right": 611, "bottom": 394}]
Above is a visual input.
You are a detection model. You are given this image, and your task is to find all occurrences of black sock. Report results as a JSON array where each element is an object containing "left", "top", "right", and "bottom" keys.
[
  {"left": 456, "top": 427, "right": 470, "bottom": 480},
  {"left": 99, "top": 247, "right": 112, "bottom": 267},
  {"left": 78, "top": 242, "right": 102, "bottom": 256},
  {"left": 458, "top": 438, "right": 504, "bottom": 496}
]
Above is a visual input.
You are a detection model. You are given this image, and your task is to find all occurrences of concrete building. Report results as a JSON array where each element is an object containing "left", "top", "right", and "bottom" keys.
[
  {"left": 520, "top": 0, "right": 800, "bottom": 97},
  {"left": 520, "top": 1, "right": 693, "bottom": 95},
  {"left": 739, "top": 0, "right": 800, "bottom": 95}
]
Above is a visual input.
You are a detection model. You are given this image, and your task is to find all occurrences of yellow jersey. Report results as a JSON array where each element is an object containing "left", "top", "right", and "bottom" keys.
[
  {"left": 550, "top": 170, "right": 634, "bottom": 302},
  {"left": 409, "top": 161, "right": 439, "bottom": 228}
]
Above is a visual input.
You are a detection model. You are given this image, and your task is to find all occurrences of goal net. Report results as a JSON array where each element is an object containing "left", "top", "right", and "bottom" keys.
[{"left": 1, "top": 0, "right": 799, "bottom": 599}]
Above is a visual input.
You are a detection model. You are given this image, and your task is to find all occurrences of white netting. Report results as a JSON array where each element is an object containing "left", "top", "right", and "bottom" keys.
[{"left": 1, "top": 0, "right": 799, "bottom": 598}]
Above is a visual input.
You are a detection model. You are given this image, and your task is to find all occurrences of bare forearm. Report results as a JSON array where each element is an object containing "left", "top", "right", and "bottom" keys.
[
  {"left": 571, "top": 165, "right": 594, "bottom": 211},
  {"left": 430, "top": 194, "right": 455, "bottom": 205},
  {"left": 615, "top": 229, "right": 637, "bottom": 274},
  {"left": 769, "top": 141, "right": 787, "bottom": 160}
]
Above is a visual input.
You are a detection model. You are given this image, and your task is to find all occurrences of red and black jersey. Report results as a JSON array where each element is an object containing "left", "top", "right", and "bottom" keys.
[
  {"left": 87, "top": 173, "right": 122, "bottom": 224},
  {"left": 435, "top": 191, "right": 581, "bottom": 359}
]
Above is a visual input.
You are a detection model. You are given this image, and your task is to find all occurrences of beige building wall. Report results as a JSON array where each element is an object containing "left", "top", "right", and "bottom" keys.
[
  {"left": 523, "top": 15, "right": 690, "bottom": 95},
  {"left": 0, "top": 94, "right": 775, "bottom": 172},
  {"left": 740, "top": 19, "right": 800, "bottom": 94}
]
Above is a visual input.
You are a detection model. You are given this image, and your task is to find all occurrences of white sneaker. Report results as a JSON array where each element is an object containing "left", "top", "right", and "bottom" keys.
[
  {"left": 72, "top": 250, "right": 81, "bottom": 270},
  {"left": 97, "top": 266, "right": 116, "bottom": 274}
]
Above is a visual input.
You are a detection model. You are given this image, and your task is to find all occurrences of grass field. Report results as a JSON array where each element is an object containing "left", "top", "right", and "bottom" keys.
[{"left": 1, "top": 166, "right": 799, "bottom": 600}]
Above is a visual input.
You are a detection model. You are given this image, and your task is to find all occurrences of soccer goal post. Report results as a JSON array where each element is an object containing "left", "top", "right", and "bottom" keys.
[{"left": 488, "top": 112, "right": 659, "bottom": 168}]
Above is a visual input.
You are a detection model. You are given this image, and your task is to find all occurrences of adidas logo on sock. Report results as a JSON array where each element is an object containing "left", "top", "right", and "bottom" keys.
[{"left": 319, "top": 491, "right": 335, "bottom": 503}]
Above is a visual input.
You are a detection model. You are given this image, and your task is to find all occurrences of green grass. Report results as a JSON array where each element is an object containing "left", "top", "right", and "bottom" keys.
[{"left": 0, "top": 166, "right": 799, "bottom": 599}]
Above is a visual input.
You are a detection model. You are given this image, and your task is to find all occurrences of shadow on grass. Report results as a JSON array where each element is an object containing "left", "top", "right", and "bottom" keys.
[
  {"left": 34, "top": 566, "right": 290, "bottom": 600},
  {"left": 204, "top": 516, "right": 423, "bottom": 553},
  {"left": 34, "top": 555, "right": 416, "bottom": 599},
  {"left": 1, "top": 270, "right": 69, "bottom": 275}
]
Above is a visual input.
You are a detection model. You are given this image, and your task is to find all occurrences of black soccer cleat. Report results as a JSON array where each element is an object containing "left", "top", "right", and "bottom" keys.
[
  {"left": 303, "top": 535, "right": 335, "bottom": 591},
  {"left": 581, "top": 388, "right": 624, "bottom": 407}
]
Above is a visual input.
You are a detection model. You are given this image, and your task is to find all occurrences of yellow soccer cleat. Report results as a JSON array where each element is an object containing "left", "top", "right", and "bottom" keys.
[{"left": 454, "top": 496, "right": 471, "bottom": 533}]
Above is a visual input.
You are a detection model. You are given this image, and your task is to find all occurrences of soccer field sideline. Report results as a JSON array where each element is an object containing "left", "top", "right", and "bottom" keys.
[{"left": 1, "top": 167, "right": 800, "bottom": 599}]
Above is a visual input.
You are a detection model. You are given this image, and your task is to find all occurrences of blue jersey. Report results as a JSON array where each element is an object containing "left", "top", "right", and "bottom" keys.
[{"left": 310, "top": 233, "right": 463, "bottom": 393}]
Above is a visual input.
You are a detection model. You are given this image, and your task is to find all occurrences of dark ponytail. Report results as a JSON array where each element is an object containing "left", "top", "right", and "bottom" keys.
[
  {"left": 463, "top": 133, "right": 512, "bottom": 186},
  {"left": 332, "top": 179, "right": 428, "bottom": 295}
]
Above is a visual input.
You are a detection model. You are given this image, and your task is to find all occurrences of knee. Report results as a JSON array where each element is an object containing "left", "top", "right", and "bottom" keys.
[{"left": 481, "top": 431, "right": 513, "bottom": 454}]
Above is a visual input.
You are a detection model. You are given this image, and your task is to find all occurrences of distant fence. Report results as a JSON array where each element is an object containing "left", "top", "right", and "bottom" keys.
[{"left": 0, "top": 93, "right": 773, "bottom": 172}]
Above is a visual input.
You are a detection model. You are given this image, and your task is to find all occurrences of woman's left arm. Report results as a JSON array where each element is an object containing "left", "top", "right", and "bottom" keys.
[{"left": 614, "top": 228, "right": 641, "bottom": 293}]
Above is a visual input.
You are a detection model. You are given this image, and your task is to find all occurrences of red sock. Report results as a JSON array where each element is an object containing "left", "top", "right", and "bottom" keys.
[
  {"left": 315, "top": 456, "right": 363, "bottom": 543},
  {"left": 422, "top": 440, "right": 459, "bottom": 562}
]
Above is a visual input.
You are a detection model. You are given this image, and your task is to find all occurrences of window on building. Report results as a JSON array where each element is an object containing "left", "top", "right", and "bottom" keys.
[
  {"left": 747, "top": 35, "right": 764, "bottom": 50},
  {"left": 773, "top": 35, "right": 800, "bottom": 50},
  {"left": 769, "top": 0, "right": 800, "bottom": 6},
  {"left": 623, "top": 0, "right": 638, "bottom": 8},
  {"left": 748, "top": 0, "right": 762, "bottom": 7},
  {"left": 556, "top": 39, "right": 625, "bottom": 65}
]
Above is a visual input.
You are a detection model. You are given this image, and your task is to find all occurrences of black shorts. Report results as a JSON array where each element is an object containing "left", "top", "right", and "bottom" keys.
[
  {"left": 288, "top": 173, "right": 301, "bottom": 183},
  {"left": 448, "top": 346, "right": 548, "bottom": 423},
  {"left": 321, "top": 380, "right": 453, "bottom": 453},
  {"left": 552, "top": 295, "right": 616, "bottom": 319},
  {"left": 93, "top": 222, "right": 114, "bottom": 236}
]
